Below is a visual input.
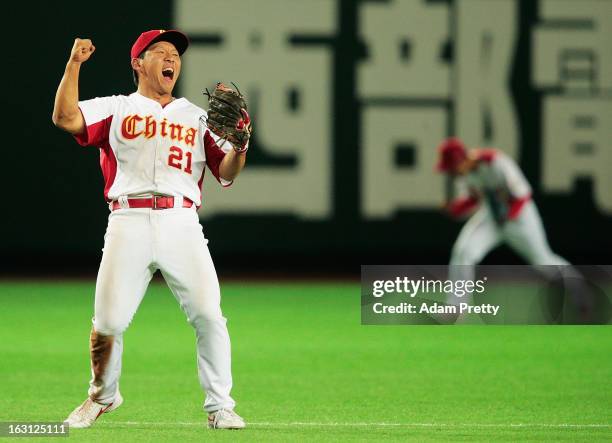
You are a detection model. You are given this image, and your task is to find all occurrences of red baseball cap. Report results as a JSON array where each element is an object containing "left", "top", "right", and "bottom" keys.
[
  {"left": 130, "top": 29, "right": 189, "bottom": 59},
  {"left": 435, "top": 137, "right": 467, "bottom": 172}
]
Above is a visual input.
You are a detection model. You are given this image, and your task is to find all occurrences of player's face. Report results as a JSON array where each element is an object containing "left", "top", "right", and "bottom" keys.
[
  {"left": 139, "top": 41, "right": 181, "bottom": 95},
  {"left": 453, "top": 158, "right": 471, "bottom": 176}
]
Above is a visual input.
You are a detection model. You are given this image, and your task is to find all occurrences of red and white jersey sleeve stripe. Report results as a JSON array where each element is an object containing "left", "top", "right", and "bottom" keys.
[
  {"left": 493, "top": 154, "right": 531, "bottom": 199},
  {"left": 73, "top": 96, "right": 117, "bottom": 147},
  {"left": 202, "top": 127, "right": 233, "bottom": 188}
]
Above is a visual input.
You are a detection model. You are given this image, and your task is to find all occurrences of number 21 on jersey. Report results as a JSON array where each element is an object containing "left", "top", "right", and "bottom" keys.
[{"left": 168, "top": 146, "right": 192, "bottom": 174}]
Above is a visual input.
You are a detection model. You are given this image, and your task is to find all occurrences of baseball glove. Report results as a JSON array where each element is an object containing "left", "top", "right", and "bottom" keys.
[{"left": 202, "top": 82, "right": 252, "bottom": 153}]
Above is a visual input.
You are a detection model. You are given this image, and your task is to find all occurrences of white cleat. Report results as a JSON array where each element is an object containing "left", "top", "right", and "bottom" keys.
[
  {"left": 65, "top": 392, "right": 123, "bottom": 429},
  {"left": 207, "top": 408, "right": 246, "bottom": 429}
]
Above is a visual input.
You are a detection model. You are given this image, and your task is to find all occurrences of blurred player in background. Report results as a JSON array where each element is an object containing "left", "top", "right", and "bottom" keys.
[
  {"left": 434, "top": 137, "right": 589, "bottom": 320},
  {"left": 436, "top": 137, "right": 569, "bottom": 272}
]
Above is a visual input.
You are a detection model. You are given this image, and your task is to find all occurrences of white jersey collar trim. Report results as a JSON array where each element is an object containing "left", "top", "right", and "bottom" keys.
[{"left": 130, "top": 92, "right": 186, "bottom": 109}]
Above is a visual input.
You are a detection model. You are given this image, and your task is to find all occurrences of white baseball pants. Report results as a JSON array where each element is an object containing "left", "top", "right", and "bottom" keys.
[
  {"left": 449, "top": 201, "right": 569, "bottom": 283},
  {"left": 87, "top": 207, "right": 235, "bottom": 413}
]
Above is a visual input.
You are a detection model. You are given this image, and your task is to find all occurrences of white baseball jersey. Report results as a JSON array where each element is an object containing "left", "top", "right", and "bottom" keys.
[
  {"left": 74, "top": 92, "right": 232, "bottom": 205},
  {"left": 450, "top": 149, "right": 532, "bottom": 221},
  {"left": 464, "top": 149, "right": 531, "bottom": 199}
]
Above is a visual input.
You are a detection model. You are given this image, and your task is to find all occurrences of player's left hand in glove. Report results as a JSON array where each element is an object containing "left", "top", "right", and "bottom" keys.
[{"left": 203, "top": 82, "right": 252, "bottom": 153}]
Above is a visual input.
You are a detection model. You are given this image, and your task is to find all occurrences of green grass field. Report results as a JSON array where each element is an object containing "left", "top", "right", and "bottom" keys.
[{"left": 1, "top": 280, "right": 610, "bottom": 442}]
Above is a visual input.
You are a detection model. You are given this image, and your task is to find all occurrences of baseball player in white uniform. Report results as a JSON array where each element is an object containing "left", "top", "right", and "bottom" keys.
[
  {"left": 52, "top": 30, "right": 246, "bottom": 429},
  {"left": 436, "top": 137, "right": 571, "bottom": 294}
]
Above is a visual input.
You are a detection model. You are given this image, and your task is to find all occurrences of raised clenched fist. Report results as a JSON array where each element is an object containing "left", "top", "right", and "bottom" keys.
[{"left": 70, "top": 38, "right": 95, "bottom": 64}]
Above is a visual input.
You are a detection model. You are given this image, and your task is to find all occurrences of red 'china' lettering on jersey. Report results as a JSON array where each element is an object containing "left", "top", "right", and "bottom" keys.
[{"left": 73, "top": 92, "right": 233, "bottom": 206}]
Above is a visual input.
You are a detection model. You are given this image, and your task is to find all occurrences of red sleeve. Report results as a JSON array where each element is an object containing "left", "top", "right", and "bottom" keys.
[
  {"left": 204, "top": 130, "right": 230, "bottom": 186},
  {"left": 73, "top": 111, "right": 113, "bottom": 147},
  {"left": 474, "top": 148, "right": 497, "bottom": 164},
  {"left": 508, "top": 195, "right": 531, "bottom": 220},
  {"left": 448, "top": 196, "right": 480, "bottom": 218}
]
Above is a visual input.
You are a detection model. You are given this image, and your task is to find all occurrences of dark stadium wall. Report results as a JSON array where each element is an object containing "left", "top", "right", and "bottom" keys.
[{"left": 3, "top": 0, "right": 610, "bottom": 274}]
